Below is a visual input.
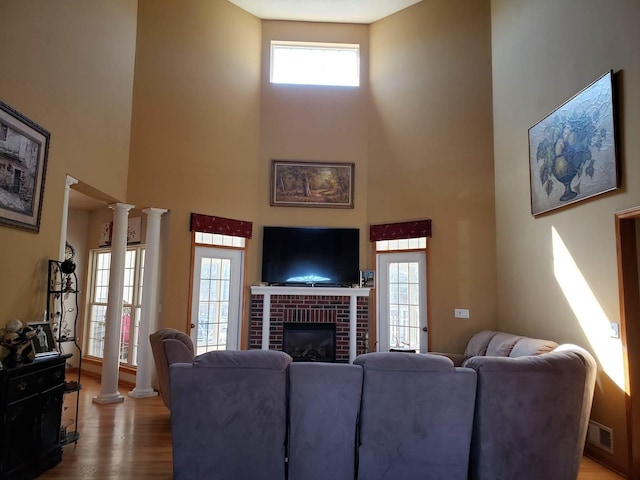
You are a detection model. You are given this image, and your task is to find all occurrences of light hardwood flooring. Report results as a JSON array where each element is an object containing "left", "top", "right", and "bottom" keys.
[{"left": 38, "top": 375, "right": 624, "bottom": 479}]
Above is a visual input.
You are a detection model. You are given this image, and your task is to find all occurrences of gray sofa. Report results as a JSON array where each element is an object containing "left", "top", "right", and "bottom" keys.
[
  {"left": 433, "top": 329, "right": 560, "bottom": 367},
  {"left": 168, "top": 337, "right": 596, "bottom": 480},
  {"left": 149, "top": 328, "right": 194, "bottom": 408}
]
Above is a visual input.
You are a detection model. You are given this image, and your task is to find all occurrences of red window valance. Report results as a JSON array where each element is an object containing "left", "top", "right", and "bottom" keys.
[
  {"left": 369, "top": 219, "right": 432, "bottom": 242},
  {"left": 190, "top": 213, "right": 253, "bottom": 239}
]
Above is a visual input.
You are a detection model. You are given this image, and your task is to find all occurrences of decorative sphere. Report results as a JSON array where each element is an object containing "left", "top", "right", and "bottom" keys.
[
  {"left": 5, "top": 319, "right": 22, "bottom": 333},
  {"left": 60, "top": 259, "right": 77, "bottom": 275}
]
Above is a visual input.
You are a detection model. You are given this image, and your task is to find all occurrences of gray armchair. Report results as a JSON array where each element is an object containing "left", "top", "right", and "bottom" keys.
[{"left": 149, "top": 328, "right": 194, "bottom": 409}]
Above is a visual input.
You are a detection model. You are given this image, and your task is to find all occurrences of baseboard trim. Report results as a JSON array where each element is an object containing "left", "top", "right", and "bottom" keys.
[{"left": 584, "top": 447, "right": 628, "bottom": 478}]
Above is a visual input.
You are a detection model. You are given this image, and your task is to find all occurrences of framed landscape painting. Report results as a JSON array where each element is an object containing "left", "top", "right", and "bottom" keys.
[
  {"left": 528, "top": 71, "right": 618, "bottom": 216},
  {"left": 271, "top": 160, "right": 354, "bottom": 208},
  {"left": 0, "top": 101, "right": 50, "bottom": 232}
]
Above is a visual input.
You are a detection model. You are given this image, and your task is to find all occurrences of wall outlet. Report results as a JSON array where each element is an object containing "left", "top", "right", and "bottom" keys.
[{"left": 454, "top": 308, "right": 470, "bottom": 319}]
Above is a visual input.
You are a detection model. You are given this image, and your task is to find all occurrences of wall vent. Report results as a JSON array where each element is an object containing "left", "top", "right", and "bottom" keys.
[{"left": 587, "top": 420, "right": 613, "bottom": 453}]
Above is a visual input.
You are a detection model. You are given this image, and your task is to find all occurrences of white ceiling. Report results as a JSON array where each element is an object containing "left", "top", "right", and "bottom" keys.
[{"left": 227, "top": 0, "right": 423, "bottom": 24}]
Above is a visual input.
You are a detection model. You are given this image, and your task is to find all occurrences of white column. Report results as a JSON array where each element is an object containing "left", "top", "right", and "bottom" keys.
[
  {"left": 59, "top": 175, "right": 78, "bottom": 261},
  {"left": 349, "top": 295, "right": 357, "bottom": 363},
  {"left": 130, "top": 208, "right": 167, "bottom": 399},
  {"left": 94, "top": 203, "right": 134, "bottom": 405},
  {"left": 261, "top": 293, "right": 271, "bottom": 350}
]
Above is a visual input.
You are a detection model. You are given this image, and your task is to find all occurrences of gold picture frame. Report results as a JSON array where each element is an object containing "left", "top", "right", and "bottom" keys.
[{"left": 271, "top": 160, "right": 354, "bottom": 208}]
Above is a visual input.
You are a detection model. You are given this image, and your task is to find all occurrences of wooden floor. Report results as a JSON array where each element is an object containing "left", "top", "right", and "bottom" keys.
[{"left": 38, "top": 376, "right": 624, "bottom": 479}]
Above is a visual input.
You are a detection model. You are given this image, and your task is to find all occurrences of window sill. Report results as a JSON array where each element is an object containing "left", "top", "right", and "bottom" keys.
[{"left": 83, "top": 355, "right": 137, "bottom": 376}]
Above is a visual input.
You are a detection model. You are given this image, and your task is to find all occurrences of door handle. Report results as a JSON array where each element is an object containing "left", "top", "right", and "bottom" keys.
[
  {"left": 422, "top": 327, "right": 428, "bottom": 332},
  {"left": 191, "top": 323, "right": 195, "bottom": 329}
]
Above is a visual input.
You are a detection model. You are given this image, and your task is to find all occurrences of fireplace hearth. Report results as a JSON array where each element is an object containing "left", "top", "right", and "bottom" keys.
[{"left": 283, "top": 323, "right": 336, "bottom": 362}]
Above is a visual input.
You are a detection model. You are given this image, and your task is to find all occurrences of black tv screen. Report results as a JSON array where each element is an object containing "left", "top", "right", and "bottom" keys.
[{"left": 262, "top": 227, "right": 359, "bottom": 286}]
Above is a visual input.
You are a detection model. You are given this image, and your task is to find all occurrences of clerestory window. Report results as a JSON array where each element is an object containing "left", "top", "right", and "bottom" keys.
[{"left": 270, "top": 41, "right": 360, "bottom": 87}]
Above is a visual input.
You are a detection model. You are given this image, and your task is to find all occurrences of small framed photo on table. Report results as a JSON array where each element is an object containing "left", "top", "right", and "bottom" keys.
[
  {"left": 360, "top": 270, "right": 375, "bottom": 288},
  {"left": 28, "top": 322, "right": 58, "bottom": 357}
]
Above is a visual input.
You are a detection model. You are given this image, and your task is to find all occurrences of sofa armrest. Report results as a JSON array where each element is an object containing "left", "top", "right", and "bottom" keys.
[
  {"left": 463, "top": 348, "right": 596, "bottom": 480},
  {"left": 429, "top": 352, "right": 467, "bottom": 367}
]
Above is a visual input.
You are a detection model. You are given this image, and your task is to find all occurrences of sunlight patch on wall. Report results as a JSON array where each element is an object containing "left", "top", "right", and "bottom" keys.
[{"left": 552, "top": 227, "right": 625, "bottom": 391}]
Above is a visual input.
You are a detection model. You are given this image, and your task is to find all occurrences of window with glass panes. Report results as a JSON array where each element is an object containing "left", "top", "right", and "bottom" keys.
[
  {"left": 376, "top": 238, "right": 427, "bottom": 352},
  {"left": 86, "top": 246, "right": 145, "bottom": 367}
]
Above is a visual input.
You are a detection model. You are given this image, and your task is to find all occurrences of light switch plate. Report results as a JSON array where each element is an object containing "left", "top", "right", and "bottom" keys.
[
  {"left": 610, "top": 322, "right": 620, "bottom": 338},
  {"left": 454, "top": 308, "right": 470, "bottom": 319}
]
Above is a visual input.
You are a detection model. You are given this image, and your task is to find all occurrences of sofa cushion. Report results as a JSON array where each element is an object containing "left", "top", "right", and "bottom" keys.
[
  {"left": 355, "top": 352, "right": 476, "bottom": 480},
  {"left": 163, "top": 338, "right": 194, "bottom": 365},
  {"left": 169, "top": 350, "right": 292, "bottom": 480},
  {"left": 485, "top": 332, "right": 521, "bottom": 356},
  {"left": 193, "top": 349, "right": 292, "bottom": 369},
  {"left": 464, "top": 330, "right": 498, "bottom": 357},
  {"left": 509, "top": 337, "right": 558, "bottom": 358},
  {"left": 288, "top": 363, "right": 363, "bottom": 480},
  {"left": 149, "top": 328, "right": 194, "bottom": 409},
  {"left": 354, "top": 351, "right": 454, "bottom": 371}
]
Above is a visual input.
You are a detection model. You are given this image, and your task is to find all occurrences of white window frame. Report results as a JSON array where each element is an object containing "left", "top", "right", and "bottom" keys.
[
  {"left": 375, "top": 237, "right": 429, "bottom": 353},
  {"left": 190, "top": 232, "right": 247, "bottom": 353},
  {"left": 270, "top": 41, "right": 360, "bottom": 87},
  {"left": 85, "top": 245, "right": 145, "bottom": 367}
]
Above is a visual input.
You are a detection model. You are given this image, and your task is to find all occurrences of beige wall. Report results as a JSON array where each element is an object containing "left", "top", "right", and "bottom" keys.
[
  {"left": 65, "top": 208, "right": 90, "bottom": 367},
  {"left": 257, "top": 20, "right": 370, "bottom": 273},
  {"left": 0, "top": 1, "right": 137, "bottom": 323},
  {"left": 369, "top": 0, "right": 497, "bottom": 353},
  {"left": 1, "top": 1, "right": 496, "bottom": 355},
  {"left": 126, "top": 0, "right": 262, "bottom": 332},
  {"left": 5, "top": 1, "right": 633, "bottom": 470},
  {"left": 492, "top": 0, "right": 640, "bottom": 472}
]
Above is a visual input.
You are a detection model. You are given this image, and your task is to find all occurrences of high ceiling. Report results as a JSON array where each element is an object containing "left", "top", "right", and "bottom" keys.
[
  {"left": 69, "top": 0, "right": 422, "bottom": 211},
  {"left": 227, "top": 0, "right": 422, "bottom": 24}
]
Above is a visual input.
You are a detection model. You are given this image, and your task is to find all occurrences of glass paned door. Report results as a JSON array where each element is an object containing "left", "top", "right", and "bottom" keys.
[
  {"left": 190, "top": 247, "right": 243, "bottom": 355},
  {"left": 377, "top": 251, "right": 427, "bottom": 352}
]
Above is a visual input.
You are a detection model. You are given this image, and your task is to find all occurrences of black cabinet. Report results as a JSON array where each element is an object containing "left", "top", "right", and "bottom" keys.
[{"left": 0, "top": 354, "right": 70, "bottom": 479}]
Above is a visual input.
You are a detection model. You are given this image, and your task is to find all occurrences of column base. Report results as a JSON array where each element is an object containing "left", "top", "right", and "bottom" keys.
[
  {"left": 92, "top": 393, "right": 125, "bottom": 404},
  {"left": 128, "top": 388, "right": 158, "bottom": 399}
]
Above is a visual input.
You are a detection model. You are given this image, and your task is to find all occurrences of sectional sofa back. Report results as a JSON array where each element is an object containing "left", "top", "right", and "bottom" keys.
[
  {"left": 354, "top": 353, "right": 477, "bottom": 480},
  {"left": 149, "top": 328, "right": 194, "bottom": 408},
  {"left": 464, "top": 345, "right": 597, "bottom": 480},
  {"left": 168, "top": 345, "right": 594, "bottom": 480},
  {"left": 464, "top": 330, "right": 558, "bottom": 362},
  {"left": 169, "top": 351, "right": 478, "bottom": 480},
  {"left": 287, "top": 362, "right": 363, "bottom": 480},
  {"left": 170, "top": 350, "right": 292, "bottom": 480}
]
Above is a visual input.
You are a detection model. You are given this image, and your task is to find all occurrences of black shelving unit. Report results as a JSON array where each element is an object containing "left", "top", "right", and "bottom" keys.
[{"left": 46, "top": 259, "right": 82, "bottom": 445}]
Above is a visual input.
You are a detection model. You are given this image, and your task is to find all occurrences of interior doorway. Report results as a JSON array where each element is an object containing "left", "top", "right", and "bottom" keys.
[{"left": 615, "top": 207, "right": 640, "bottom": 479}]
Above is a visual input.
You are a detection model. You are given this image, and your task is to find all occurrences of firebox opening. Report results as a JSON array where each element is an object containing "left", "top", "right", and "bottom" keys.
[{"left": 283, "top": 322, "right": 336, "bottom": 362}]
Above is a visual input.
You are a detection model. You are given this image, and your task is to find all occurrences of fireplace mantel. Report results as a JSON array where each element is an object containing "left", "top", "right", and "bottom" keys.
[
  {"left": 250, "top": 285, "right": 370, "bottom": 363},
  {"left": 250, "top": 285, "right": 370, "bottom": 297}
]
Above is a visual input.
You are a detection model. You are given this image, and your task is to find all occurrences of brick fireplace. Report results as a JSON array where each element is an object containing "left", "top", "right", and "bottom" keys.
[{"left": 249, "top": 286, "right": 370, "bottom": 363}]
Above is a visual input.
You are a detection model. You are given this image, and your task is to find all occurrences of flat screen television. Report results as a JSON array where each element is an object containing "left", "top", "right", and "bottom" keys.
[{"left": 262, "top": 226, "right": 359, "bottom": 286}]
